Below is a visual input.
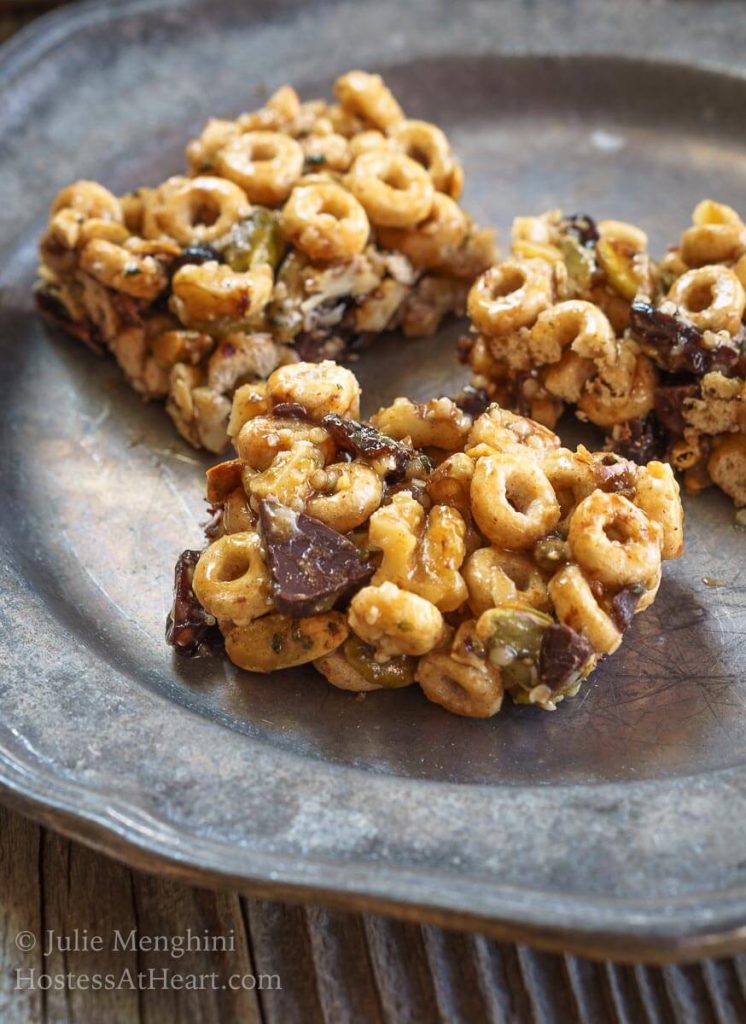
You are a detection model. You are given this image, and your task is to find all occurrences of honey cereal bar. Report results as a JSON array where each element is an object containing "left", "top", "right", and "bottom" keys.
[
  {"left": 166, "top": 359, "right": 684, "bottom": 717},
  {"left": 460, "top": 204, "right": 746, "bottom": 507},
  {"left": 36, "top": 71, "right": 495, "bottom": 453}
]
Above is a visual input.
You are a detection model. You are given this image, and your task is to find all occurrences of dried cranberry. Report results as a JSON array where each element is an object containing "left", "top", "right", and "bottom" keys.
[
  {"left": 260, "top": 500, "right": 374, "bottom": 618},
  {"left": 166, "top": 550, "right": 223, "bottom": 658},
  {"left": 538, "top": 623, "right": 594, "bottom": 692}
]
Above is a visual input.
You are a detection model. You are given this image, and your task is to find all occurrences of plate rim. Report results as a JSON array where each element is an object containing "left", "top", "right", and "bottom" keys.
[{"left": 2, "top": 0, "right": 746, "bottom": 963}]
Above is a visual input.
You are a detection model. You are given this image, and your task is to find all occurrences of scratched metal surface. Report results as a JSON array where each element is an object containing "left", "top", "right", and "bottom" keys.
[{"left": 0, "top": 0, "right": 745, "bottom": 960}]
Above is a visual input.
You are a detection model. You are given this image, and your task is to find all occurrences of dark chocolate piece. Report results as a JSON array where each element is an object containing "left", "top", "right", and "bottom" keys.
[
  {"left": 538, "top": 622, "right": 594, "bottom": 692},
  {"left": 322, "top": 414, "right": 412, "bottom": 479},
  {"left": 259, "top": 500, "right": 374, "bottom": 618},
  {"left": 630, "top": 299, "right": 739, "bottom": 376},
  {"left": 166, "top": 550, "right": 223, "bottom": 658}
]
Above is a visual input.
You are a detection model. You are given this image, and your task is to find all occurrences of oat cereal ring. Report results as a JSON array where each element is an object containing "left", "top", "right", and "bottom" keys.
[
  {"left": 236, "top": 415, "right": 335, "bottom": 471},
  {"left": 667, "top": 264, "right": 746, "bottom": 336},
  {"left": 680, "top": 200, "right": 746, "bottom": 267},
  {"left": 78, "top": 239, "right": 168, "bottom": 300},
  {"left": 186, "top": 117, "right": 241, "bottom": 174},
  {"left": 548, "top": 564, "right": 622, "bottom": 655},
  {"left": 170, "top": 261, "right": 273, "bottom": 327},
  {"left": 301, "top": 133, "right": 353, "bottom": 172},
  {"left": 281, "top": 182, "right": 369, "bottom": 261},
  {"left": 390, "top": 119, "right": 457, "bottom": 194},
  {"left": 333, "top": 71, "right": 404, "bottom": 132},
  {"left": 528, "top": 300, "right": 616, "bottom": 366},
  {"left": 347, "top": 151, "right": 434, "bottom": 228},
  {"left": 707, "top": 434, "right": 746, "bottom": 507},
  {"left": 51, "top": 180, "right": 123, "bottom": 223},
  {"left": 143, "top": 176, "right": 250, "bottom": 245},
  {"left": 267, "top": 360, "right": 361, "bottom": 421},
  {"left": 348, "top": 581, "right": 445, "bottom": 658},
  {"left": 306, "top": 462, "right": 383, "bottom": 532},
  {"left": 467, "top": 259, "right": 555, "bottom": 337},
  {"left": 215, "top": 131, "right": 304, "bottom": 205},
  {"left": 463, "top": 546, "right": 549, "bottom": 616},
  {"left": 568, "top": 491, "right": 661, "bottom": 589},
  {"left": 416, "top": 621, "right": 504, "bottom": 718},
  {"left": 471, "top": 452, "right": 561, "bottom": 549},
  {"left": 192, "top": 531, "right": 273, "bottom": 625},
  {"left": 377, "top": 193, "right": 467, "bottom": 269},
  {"left": 576, "top": 353, "right": 658, "bottom": 429},
  {"left": 634, "top": 461, "right": 684, "bottom": 559}
]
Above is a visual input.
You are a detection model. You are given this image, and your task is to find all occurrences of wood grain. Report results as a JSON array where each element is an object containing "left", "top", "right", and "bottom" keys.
[{"left": 1, "top": 805, "right": 746, "bottom": 1023}]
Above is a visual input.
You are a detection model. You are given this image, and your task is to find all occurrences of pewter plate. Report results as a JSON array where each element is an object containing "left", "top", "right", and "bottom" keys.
[{"left": 1, "top": 0, "right": 745, "bottom": 962}]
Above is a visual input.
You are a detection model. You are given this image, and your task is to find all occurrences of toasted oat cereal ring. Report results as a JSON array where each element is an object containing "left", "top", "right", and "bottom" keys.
[
  {"left": 471, "top": 452, "right": 561, "bottom": 550},
  {"left": 347, "top": 151, "right": 434, "bottom": 228},
  {"left": 216, "top": 131, "right": 304, "bottom": 205},
  {"left": 192, "top": 531, "right": 273, "bottom": 626},
  {"left": 467, "top": 258, "right": 554, "bottom": 337},
  {"left": 390, "top": 119, "right": 456, "bottom": 193},
  {"left": 568, "top": 491, "right": 661, "bottom": 589},
  {"left": 143, "top": 176, "right": 250, "bottom": 245},
  {"left": 281, "top": 182, "right": 369, "bottom": 260},
  {"left": 377, "top": 193, "right": 467, "bottom": 269},
  {"left": 333, "top": 71, "right": 404, "bottom": 131},
  {"left": 667, "top": 264, "right": 746, "bottom": 337},
  {"left": 51, "top": 180, "right": 123, "bottom": 223}
]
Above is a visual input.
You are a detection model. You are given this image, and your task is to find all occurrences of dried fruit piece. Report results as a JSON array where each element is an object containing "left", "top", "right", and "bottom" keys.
[
  {"left": 630, "top": 299, "right": 739, "bottom": 376},
  {"left": 259, "top": 499, "right": 374, "bottom": 617},
  {"left": 322, "top": 413, "right": 413, "bottom": 478},
  {"left": 610, "top": 584, "right": 646, "bottom": 632},
  {"left": 271, "top": 401, "right": 310, "bottom": 420},
  {"left": 452, "top": 384, "right": 491, "bottom": 418},
  {"left": 166, "top": 550, "right": 223, "bottom": 657},
  {"left": 538, "top": 622, "right": 594, "bottom": 692},
  {"left": 654, "top": 384, "right": 699, "bottom": 437}
]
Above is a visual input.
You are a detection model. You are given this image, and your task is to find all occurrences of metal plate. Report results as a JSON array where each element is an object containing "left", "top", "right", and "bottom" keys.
[{"left": 1, "top": 0, "right": 745, "bottom": 961}]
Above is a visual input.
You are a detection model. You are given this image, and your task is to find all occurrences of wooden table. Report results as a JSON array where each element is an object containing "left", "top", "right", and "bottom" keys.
[
  {"left": 2, "top": 805, "right": 745, "bottom": 1023},
  {"left": 2, "top": 3, "right": 746, "bottom": 1021}
]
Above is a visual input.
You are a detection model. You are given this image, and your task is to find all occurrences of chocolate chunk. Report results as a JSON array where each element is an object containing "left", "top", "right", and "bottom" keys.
[
  {"left": 170, "top": 244, "right": 222, "bottom": 275},
  {"left": 322, "top": 413, "right": 412, "bottom": 479},
  {"left": 538, "top": 623, "right": 594, "bottom": 692},
  {"left": 271, "top": 401, "right": 311, "bottom": 420},
  {"left": 654, "top": 383, "right": 699, "bottom": 437},
  {"left": 608, "top": 414, "right": 667, "bottom": 465},
  {"left": 259, "top": 500, "right": 374, "bottom": 618},
  {"left": 610, "top": 585, "right": 646, "bottom": 632},
  {"left": 630, "top": 300, "right": 739, "bottom": 376},
  {"left": 563, "top": 213, "right": 599, "bottom": 248},
  {"left": 166, "top": 550, "right": 223, "bottom": 658},
  {"left": 453, "top": 384, "right": 491, "bottom": 418}
]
